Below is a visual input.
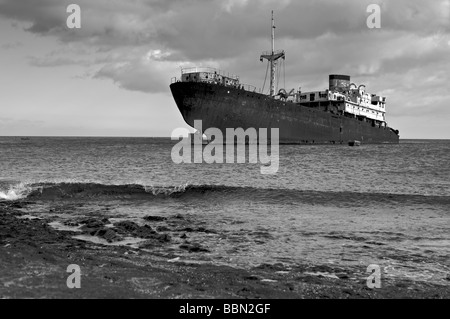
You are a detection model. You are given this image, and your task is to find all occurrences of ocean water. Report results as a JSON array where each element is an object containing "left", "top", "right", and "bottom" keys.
[{"left": 0, "top": 137, "right": 449, "bottom": 285}]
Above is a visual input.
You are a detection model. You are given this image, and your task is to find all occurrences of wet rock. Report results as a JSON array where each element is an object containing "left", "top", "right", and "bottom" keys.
[
  {"left": 395, "top": 282, "right": 409, "bottom": 288},
  {"left": 255, "top": 263, "right": 287, "bottom": 271},
  {"left": 244, "top": 275, "right": 259, "bottom": 281},
  {"left": 336, "top": 273, "right": 350, "bottom": 279},
  {"left": 80, "top": 218, "right": 108, "bottom": 230},
  {"left": 143, "top": 215, "right": 166, "bottom": 222},
  {"left": 138, "top": 233, "right": 171, "bottom": 246},
  {"left": 139, "top": 240, "right": 158, "bottom": 249},
  {"left": 154, "top": 233, "right": 171, "bottom": 242},
  {"left": 342, "top": 289, "right": 353, "bottom": 295},
  {"left": 179, "top": 243, "right": 209, "bottom": 253},
  {"left": 156, "top": 226, "right": 170, "bottom": 232},
  {"left": 134, "top": 225, "right": 157, "bottom": 238},
  {"left": 114, "top": 221, "right": 170, "bottom": 242},
  {"left": 90, "top": 228, "right": 122, "bottom": 243},
  {"left": 63, "top": 221, "right": 79, "bottom": 227},
  {"left": 10, "top": 202, "right": 24, "bottom": 209},
  {"left": 115, "top": 221, "right": 139, "bottom": 232}
]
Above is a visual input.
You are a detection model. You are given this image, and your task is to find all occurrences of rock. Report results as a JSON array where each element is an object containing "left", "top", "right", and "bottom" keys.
[
  {"left": 115, "top": 221, "right": 139, "bottom": 232},
  {"left": 134, "top": 225, "right": 157, "bottom": 238},
  {"left": 80, "top": 218, "right": 108, "bottom": 230},
  {"left": 138, "top": 233, "right": 171, "bottom": 247},
  {"left": 90, "top": 228, "right": 122, "bottom": 243},
  {"left": 10, "top": 203, "right": 24, "bottom": 209},
  {"left": 63, "top": 221, "right": 79, "bottom": 227},
  {"left": 179, "top": 243, "right": 209, "bottom": 253},
  {"left": 255, "top": 263, "right": 287, "bottom": 271},
  {"left": 156, "top": 226, "right": 170, "bottom": 232},
  {"left": 244, "top": 275, "right": 259, "bottom": 281},
  {"left": 152, "top": 233, "right": 171, "bottom": 242},
  {"left": 143, "top": 215, "right": 166, "bottom": 222},
  {"left": 336, "top": 273, "right": 350, "bottom": 279}
]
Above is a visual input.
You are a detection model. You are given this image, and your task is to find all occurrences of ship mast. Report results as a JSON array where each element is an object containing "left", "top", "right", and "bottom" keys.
[{"left": 260, "top": 11, "right": 285, "bottom": 97}]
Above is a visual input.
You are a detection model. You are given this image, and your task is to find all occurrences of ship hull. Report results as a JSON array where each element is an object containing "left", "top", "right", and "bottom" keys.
[{"left": 170, "top": 82, "right": 399, "bottom": 144}]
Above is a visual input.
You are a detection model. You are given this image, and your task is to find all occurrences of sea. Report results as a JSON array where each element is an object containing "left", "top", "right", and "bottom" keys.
[{"left": 0, "top": 137, "right": 449, "bottom": 286}]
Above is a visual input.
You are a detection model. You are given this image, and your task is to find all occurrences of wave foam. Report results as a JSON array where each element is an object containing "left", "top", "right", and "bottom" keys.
[{"left": 0, "top": 183, "right": 33, "bottom": 201}]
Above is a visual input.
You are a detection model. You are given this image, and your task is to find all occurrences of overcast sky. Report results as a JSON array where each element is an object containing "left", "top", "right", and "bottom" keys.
[{"left": 0, "top": 0, "right": 449, "bottom": 138}]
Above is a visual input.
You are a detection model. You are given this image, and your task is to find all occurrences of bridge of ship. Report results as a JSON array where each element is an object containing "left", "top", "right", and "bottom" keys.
[{"left": 171, "top": 67, "right": 258, "bottom": 92}]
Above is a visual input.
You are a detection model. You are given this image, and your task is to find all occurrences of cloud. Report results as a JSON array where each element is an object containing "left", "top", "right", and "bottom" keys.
[
  {"left": 1, "top": 41, "right": 22, "bottom": 49},
  {"left": 93, "top": 49, "right": 179, "bottom": 93},
  {"left": 2, "top": 0, "right": 446, "bottom": 55},
  {"left": 1, "top": 0, "right": 449, "bottom": 137}
]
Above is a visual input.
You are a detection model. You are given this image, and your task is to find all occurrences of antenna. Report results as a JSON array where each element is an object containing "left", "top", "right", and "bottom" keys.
[{"left": 271, "top": 10, "right": 275, "bottom": 54}]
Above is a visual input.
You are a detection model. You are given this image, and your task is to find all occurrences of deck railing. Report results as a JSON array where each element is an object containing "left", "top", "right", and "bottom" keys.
[{"left": 171, "top": 77, "right": 260, "bottom": 93}]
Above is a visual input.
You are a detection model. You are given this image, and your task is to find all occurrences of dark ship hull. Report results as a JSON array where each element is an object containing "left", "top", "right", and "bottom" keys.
[{"left": 170, "top": 81, "right": 400, "bottom": 144}]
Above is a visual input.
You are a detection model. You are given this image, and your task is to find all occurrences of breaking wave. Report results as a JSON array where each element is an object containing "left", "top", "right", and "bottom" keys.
[
  {"left": 0, "top": 181, "right": 448, "bottom": 207},
  {"left": 0, "top": 183, "right": 33, "bottom": 201}
]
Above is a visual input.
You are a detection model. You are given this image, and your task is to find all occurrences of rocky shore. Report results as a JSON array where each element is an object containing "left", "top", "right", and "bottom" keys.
[{"left": 1, "top": 200, "right": 448, "bottom": 299}]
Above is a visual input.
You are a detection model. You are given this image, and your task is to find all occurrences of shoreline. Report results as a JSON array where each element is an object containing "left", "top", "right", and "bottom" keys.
[{"left": 1, "top": 200, "right": 449, "bottom": 299}]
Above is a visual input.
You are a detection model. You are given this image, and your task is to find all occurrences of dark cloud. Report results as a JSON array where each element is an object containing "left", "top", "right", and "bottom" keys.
[{"left": 1, "top": 0, "right": 448, "bottom": 52}]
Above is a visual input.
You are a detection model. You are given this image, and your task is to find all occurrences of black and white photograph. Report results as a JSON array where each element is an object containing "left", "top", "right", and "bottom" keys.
[{"left": 0, "top": 0, "right": 449, "bottom": 306}]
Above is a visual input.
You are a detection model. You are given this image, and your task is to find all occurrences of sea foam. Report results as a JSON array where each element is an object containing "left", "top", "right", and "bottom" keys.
[{"left": 0, "top": 183, "right": 32, "bottom": 201}]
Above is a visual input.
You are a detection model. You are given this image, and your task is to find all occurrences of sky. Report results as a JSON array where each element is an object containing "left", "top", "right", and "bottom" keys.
[{"left": 0, "top": 0, "right": 449, "bottom": 138}]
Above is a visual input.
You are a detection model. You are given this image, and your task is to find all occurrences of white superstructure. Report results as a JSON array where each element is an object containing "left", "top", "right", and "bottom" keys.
[{"left": 293, "top": 75, "right": 388, "bottom": 126}]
